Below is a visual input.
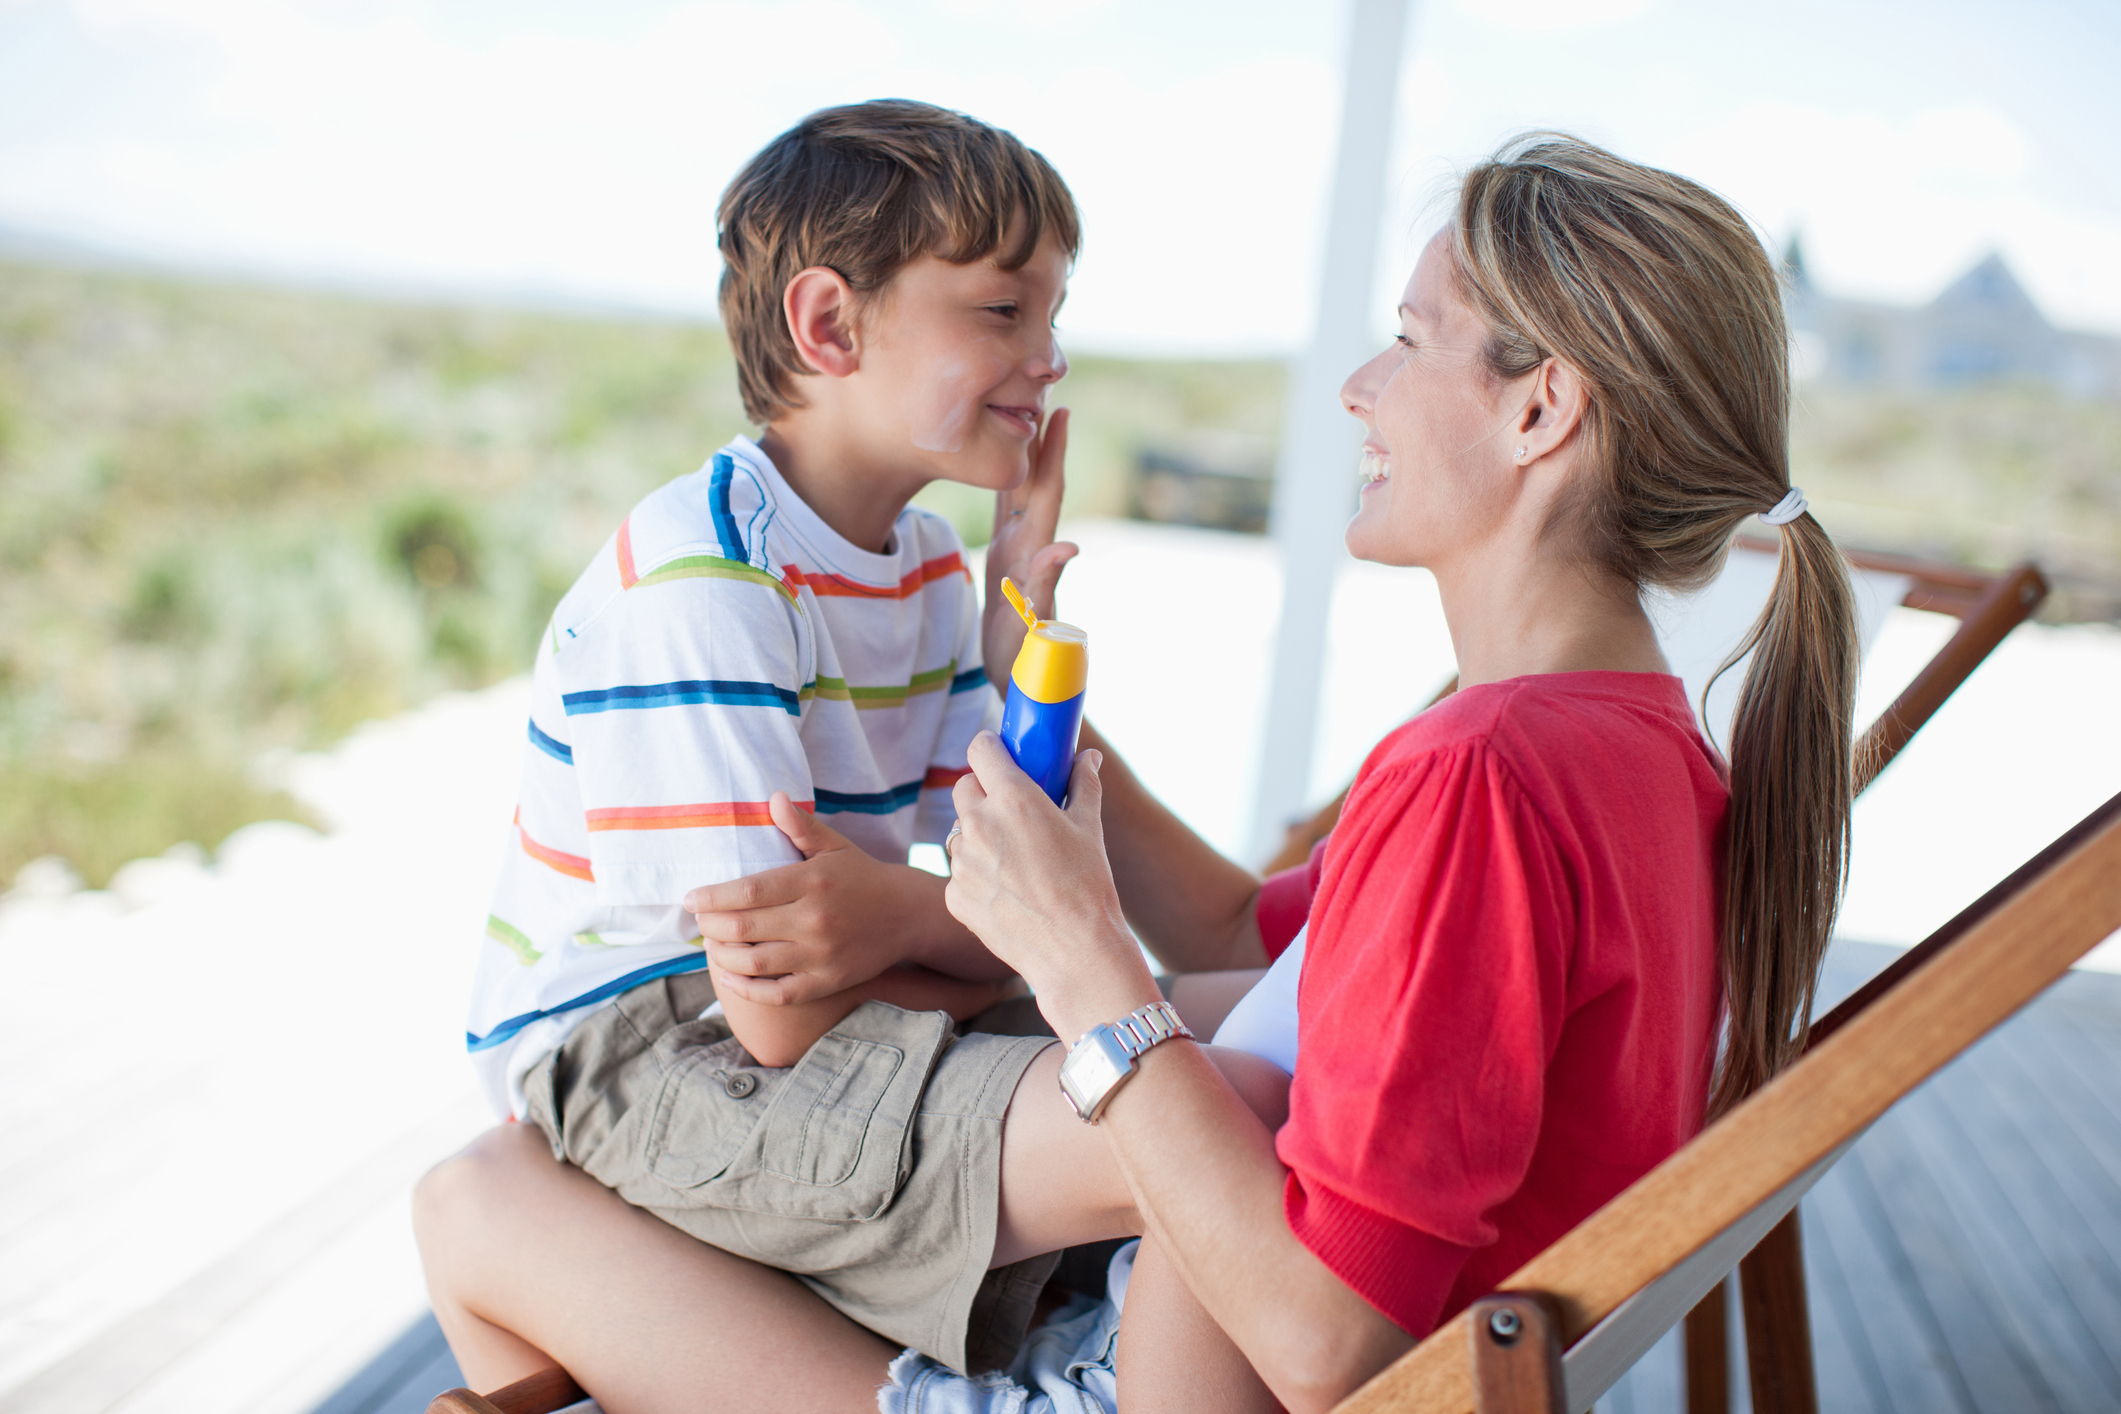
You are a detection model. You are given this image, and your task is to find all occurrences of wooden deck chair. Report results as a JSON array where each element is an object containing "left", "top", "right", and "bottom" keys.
[
  {"left": 429, "top": 789, "right": 2121, "bottom": 1414},
  {"left": 1264, "top": 543, "right": 2052, "bottom": 874},
  {"left": 1333, "top": 787, "right": 2121, "bottom": 1414}
]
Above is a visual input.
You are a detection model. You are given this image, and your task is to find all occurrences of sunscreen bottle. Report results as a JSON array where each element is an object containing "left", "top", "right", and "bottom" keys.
[{"left": 997, "top": 578, "right": 1088, "bottom": 806}]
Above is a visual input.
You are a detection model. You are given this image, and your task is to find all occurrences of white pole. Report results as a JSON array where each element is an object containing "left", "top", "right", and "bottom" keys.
[{"left": 1248, "top": 0, "right": 1411, "bottom": 864}]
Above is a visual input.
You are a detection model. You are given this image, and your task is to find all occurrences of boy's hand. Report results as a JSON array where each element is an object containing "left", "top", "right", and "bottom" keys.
[
  {"left": 983, "top": 407, "right": 1078, "bottom": 690},
  {"left": 686, "top": 792, "right": 1002, "bottom": 1005}
]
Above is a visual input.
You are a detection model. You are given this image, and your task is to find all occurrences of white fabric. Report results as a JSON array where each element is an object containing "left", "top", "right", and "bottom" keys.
[
  {"left": 878, "top": 1240, "right": 1135, "bottom": 1414},
  {"left": 1647, "top": 548, "right": 1910, "bottom": 753},
  {"left": 1211, "top": 925, "right": 1305, "bottom": 1075},
  {"left": 467, "top": 436, "right": 1000, "bottom": 1117}
]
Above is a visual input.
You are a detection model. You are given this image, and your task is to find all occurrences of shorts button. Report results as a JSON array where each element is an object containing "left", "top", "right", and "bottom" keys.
[{"left": 725, "top": 1071, "right": 758, "bottom": 1098}]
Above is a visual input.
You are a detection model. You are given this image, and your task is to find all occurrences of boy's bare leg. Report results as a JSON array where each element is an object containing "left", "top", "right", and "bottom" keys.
[
  {"left": 415, "top": 1124, "right": 895, "bottom": 1413},
  {"left": 1117, "top": 1236, "right": 1282, "bottom": 1414}
]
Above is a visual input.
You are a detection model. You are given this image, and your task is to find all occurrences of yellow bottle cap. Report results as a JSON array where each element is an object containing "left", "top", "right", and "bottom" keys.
[{"left": 1011, "top": 621, "right": 1088, "bottom": 704}]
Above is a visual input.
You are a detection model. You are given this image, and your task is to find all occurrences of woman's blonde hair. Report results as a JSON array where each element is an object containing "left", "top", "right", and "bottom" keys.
[{"left": 1450, "top": 133, "right": 1860, "bottom": 1119}]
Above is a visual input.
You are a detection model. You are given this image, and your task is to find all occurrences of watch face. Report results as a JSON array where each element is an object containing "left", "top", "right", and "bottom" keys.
[{"left": 1059, "top": 1029, "right": 1135, "bottom": 1119}]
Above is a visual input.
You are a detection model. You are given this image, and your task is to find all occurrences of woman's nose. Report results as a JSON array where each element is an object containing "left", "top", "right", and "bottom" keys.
[{"left": 1341, "top": 355, "right": 1383, "bottom": 419}]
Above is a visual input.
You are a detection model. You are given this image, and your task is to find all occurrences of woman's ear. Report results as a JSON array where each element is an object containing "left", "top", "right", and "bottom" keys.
[
  {"left": 783, "top": 266, "right": 862, "bottom": 379},
  {"left": 1514, "top": 358, "right": 1588, "bottom": 465}
]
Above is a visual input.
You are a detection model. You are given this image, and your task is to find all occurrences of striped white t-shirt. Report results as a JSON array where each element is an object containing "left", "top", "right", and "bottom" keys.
[{"left": 467, "top": 436, "right": 1000, "bottom": 1118}]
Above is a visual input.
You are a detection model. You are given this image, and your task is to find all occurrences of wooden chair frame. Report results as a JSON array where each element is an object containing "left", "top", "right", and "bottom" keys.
[{"left": 1351, "top": 788, "right": 2121, "bottom": 1413}]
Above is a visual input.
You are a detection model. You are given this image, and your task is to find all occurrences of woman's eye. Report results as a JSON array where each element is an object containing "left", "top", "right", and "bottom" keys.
[{"left": 1394, "top": 334, "right": 1416, "bottom": 350}]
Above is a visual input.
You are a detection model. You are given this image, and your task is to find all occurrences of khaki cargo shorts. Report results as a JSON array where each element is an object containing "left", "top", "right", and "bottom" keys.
[{"left": 521, "top": 970, "right": 1058, "bottom": 1374}]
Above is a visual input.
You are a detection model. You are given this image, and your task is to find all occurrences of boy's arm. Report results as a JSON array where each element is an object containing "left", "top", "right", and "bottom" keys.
[
  {"left": 713, "top": 963, "right": 1016, "bottom": 1069},
  {"left": 690, "top": 792, "right": 1016, "bottom": 1009}
]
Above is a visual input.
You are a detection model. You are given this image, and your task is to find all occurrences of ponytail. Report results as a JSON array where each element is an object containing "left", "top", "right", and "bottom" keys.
[
  {"left": 1709, "top": 512, "right": 1860, "bottom": 1117},
  {"left": 1451, "top": 134, "right": 1865, "bottom": 1120}
]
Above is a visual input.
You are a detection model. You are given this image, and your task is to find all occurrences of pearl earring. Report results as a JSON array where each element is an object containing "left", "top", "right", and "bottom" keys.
[{"left": 1514, "top": 446, "right": 1529, "bottom": 461}]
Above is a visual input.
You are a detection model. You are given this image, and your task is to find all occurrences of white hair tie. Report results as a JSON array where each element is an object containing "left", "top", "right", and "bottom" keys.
[{"left": 1760, "top": 487, "right": 1808, "bottom": 526}]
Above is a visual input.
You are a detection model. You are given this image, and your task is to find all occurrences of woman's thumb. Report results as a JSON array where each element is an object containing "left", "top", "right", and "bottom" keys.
[{"left": 1064, "top": 749, "right": 1104, "bottom": 823}]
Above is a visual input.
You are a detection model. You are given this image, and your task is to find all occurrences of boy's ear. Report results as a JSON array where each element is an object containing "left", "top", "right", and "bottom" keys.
[{"left": 783, "top": 266, "right": 862, "bottom": 379}]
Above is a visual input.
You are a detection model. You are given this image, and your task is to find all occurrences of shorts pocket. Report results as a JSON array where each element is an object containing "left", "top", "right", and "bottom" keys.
[
  {"left": 761, "top": 1031, "right": 906, "bottom": 1188},
  {"left": 643, "top": 1023, "right": 768, "bottom": 1189},
  {"left": 686, "top": 1001, "right": 954, "bottom": 1223}
]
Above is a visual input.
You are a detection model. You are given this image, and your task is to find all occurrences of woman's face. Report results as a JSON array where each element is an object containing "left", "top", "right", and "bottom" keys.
[{"left": 1340, "top": 232, "right": 1521, "bottom": 569}]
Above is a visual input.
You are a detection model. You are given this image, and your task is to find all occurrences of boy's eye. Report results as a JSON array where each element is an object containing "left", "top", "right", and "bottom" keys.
[{"left": 986, "top": 302, "right": 1020, "bottom": 319}]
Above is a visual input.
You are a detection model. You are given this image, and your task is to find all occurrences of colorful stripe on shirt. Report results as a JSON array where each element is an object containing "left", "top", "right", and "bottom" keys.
[
  {"left": 785, "top": 552, "right": 968, "bottom": 601},
  {"left": 810, "top": 663, "right": 959, "bottom": 710},
  {"left": 486, "top": 914, "right": 541, "bottom": 966},
  {"left": 528, "top": 718, "right": 573, "bottom": 764},
  {"left": 708, "top": 452, "right": 747, "bottom": 562},
  {"left": 468, "top": 950, "right": 706, "bottom": 1052},
  {"left": 585, "top": 800, "right": 812, "bottom": 831},
  {"left": 814, "top": 780, "right": 924, "bottom": 815},
  {"left": 631, "top": 555, "right": 795, "bottom": 602},
  {"left": 923, "top": 765, "right": 973, "bottom": 790},
  {"left": 616, "top": 517, "right": 639, "bottom": 588},
  {"left": 951, "top": 667, "right": 988, "bottom": 695},
  {"left": 515, "top": 811, "right": 593, "bottom": 881},
  {"left": 562, "top": 680, "right": 802, "bottom": 716}
]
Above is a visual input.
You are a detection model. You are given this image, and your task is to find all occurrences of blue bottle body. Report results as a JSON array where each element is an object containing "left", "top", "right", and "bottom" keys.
[{"left": 999, "top": 683, "right": 1086, "bottom": 805}]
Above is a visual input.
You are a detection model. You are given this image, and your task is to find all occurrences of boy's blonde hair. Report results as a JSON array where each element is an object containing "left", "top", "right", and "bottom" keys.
[{"left": 718, "top": 99, "right": 1081, "bottom": 425}]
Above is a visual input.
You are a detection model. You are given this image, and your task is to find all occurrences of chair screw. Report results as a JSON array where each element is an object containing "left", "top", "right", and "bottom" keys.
[{"left": 1488, "top": 1308, "right": 1522, "bottom": 1345}]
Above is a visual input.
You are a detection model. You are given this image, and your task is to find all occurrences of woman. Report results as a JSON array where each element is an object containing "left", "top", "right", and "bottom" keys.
[{"left": 415, "top": 134, "right": 1859, "bottom": 1414}]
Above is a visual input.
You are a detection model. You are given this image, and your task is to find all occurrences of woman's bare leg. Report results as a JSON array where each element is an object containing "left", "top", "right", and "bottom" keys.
[
  {"left": 414, "top": 1123, "right": 896, "bottom": 1414},
  {"left": 990, "top": 1042, "right": 1288, "bottom": 1266},
  {"left": 1116, "top": 1237, "right": 1281, "bottom": 1414}
]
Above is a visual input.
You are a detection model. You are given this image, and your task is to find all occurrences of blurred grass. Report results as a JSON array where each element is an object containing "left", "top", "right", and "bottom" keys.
[
  {"left": 2, "top": 254, "right": 2113, "bottom": 885},
  {"left": 0, "top": 258, "right": 1283, "bottom": 885},
  {"left": 0, "top": 259, "right": 754, "bottom": 885}
]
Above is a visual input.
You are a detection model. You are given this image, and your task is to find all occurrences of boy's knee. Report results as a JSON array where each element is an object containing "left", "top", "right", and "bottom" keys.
[
  {"left": 414, "top": 1123, "right": 552, "bottom": 1251},
  {"left": 1203, "top": 1046, "right": 1292, "bottom": 1130}
]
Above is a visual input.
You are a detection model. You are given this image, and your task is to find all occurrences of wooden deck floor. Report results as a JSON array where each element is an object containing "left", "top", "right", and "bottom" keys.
[{"left": 317, "top": 940, "right": 2121, "bottom": 1414}]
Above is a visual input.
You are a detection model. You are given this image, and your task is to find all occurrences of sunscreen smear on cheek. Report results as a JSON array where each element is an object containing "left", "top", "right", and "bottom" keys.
[{"left": 910, "top": 359, "right": 979, "bottom": 454}]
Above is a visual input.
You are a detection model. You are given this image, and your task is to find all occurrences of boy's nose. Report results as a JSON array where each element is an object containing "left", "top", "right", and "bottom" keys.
[{"left": 1032, "top": 337, "right": 1067, "bottom": 383}]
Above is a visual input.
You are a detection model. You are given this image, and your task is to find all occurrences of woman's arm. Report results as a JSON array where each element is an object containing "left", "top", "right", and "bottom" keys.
[
  {"left": 945, "top": 738, "right": 1412, "bottom": 1414},
  {"left": 1078, "top": 720, "right": 1269, "bottom": 974}
]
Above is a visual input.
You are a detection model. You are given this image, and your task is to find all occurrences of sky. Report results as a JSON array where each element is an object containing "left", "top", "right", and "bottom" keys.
[{"left": 1, "top": 0, "right": 2116, "bottom": 354}]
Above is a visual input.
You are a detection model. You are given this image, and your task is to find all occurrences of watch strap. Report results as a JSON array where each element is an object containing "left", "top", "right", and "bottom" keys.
[
  {"left": 1059, "top": 1000, "right": 1194, "bottom": 1123},
  {"left": 1099, "top": 999, "right": 1192, "bottom": 1061}
]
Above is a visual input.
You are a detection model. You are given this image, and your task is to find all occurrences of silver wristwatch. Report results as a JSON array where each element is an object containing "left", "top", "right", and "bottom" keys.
[{"left": 1057, "top": 1000, "right": 1194, "bottom": 1123}]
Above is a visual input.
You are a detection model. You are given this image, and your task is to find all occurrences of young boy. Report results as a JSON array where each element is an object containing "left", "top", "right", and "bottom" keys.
[{"left": 463, "top": 100, "right": 1084, "bottom": 1374}]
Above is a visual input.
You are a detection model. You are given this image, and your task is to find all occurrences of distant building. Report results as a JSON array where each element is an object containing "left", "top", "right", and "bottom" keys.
[{"left": 1785, "top": 239, "right": 2121, "bottom": 399}]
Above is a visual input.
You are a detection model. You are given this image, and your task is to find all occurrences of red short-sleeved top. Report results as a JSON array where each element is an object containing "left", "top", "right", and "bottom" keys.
[{"left": 1265, "top": 672, "right": 1727, "bottom": 1336}]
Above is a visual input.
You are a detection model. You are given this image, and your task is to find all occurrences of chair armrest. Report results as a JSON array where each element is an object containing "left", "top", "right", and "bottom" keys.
[{"left": 428, "top": 1367, "right": 585, "bottom": 1414}]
